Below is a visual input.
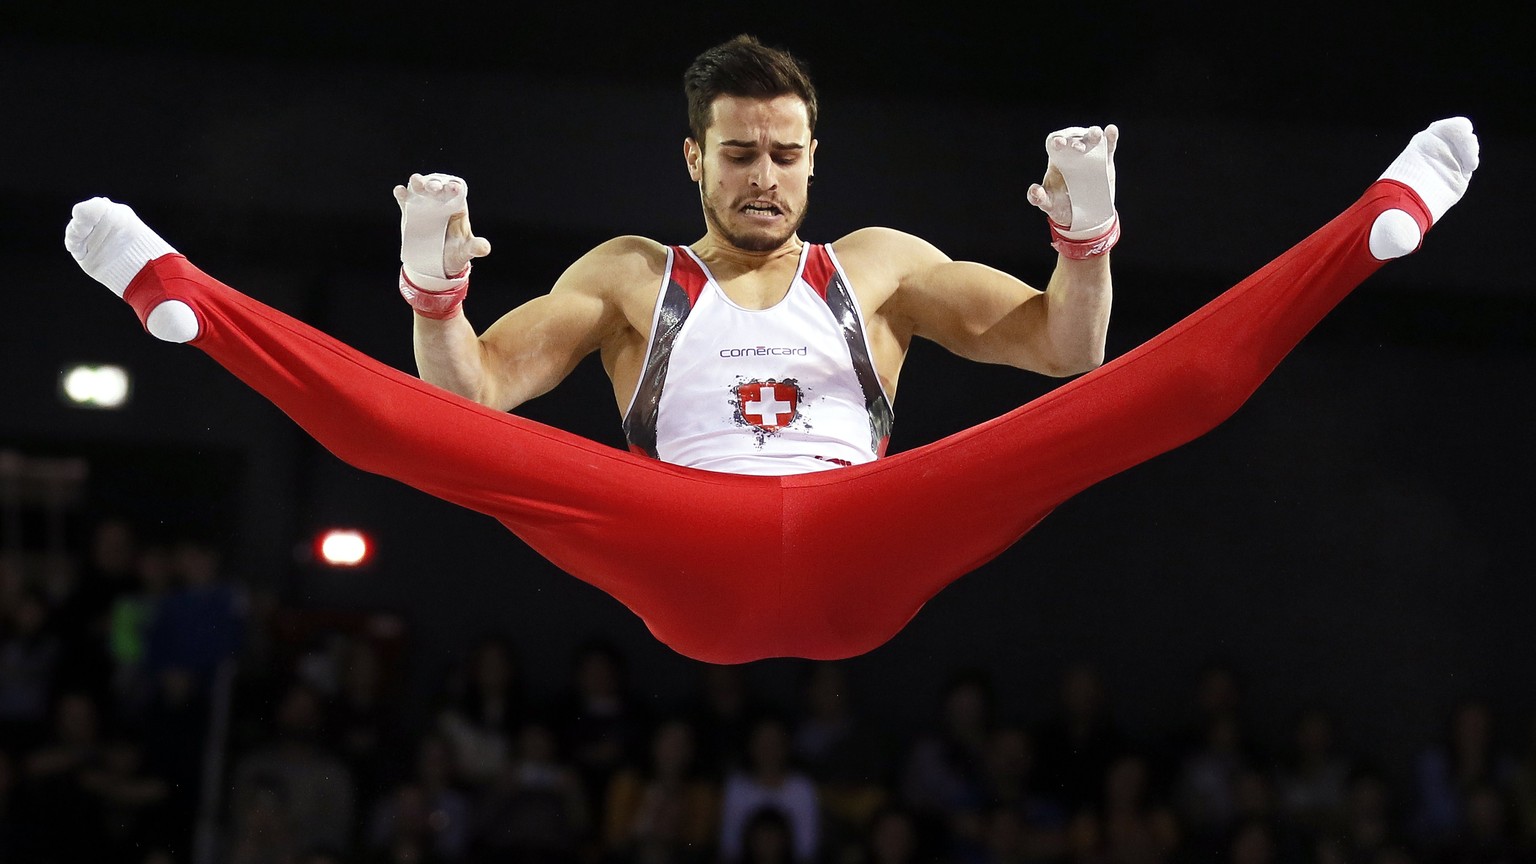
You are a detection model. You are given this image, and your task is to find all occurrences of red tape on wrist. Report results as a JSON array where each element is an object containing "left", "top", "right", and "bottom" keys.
[
  {"left": 399, "top": 266, "right": 469, "bottom": 319},
  {"left": 1050, "top": 215, "right": 1121, "bottom": 259}
]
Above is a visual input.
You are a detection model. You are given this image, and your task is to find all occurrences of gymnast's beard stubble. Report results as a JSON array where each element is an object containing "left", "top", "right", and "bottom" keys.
[{"left": 699, "top": 183, "right": 810, "bottom": 253}]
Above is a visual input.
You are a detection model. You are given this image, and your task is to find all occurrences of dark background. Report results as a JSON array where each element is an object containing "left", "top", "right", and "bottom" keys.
[{"left": 2, "top": 1, "right": 1532, "bottom": 764}]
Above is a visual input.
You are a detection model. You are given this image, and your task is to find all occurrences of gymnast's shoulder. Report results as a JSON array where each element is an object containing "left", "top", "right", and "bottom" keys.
[{"left": 551, "top": 235, "right": 670, "bottom": 298}]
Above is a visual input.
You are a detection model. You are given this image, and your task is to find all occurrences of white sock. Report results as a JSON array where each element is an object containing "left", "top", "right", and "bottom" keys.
[
  {"left": 64, "top": 198, "right": 177, "bottom": 297},
  {"left": 1379, "top": 117, "right": 1479, "bottom": 225},
  {"left": 64, "top": 198, "right": 199, "bottom": 342}
]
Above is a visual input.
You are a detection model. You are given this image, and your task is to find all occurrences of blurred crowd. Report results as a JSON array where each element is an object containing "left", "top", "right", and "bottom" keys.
[{"left": 2, "top": 515, "right": 1535, "bottom": 864}]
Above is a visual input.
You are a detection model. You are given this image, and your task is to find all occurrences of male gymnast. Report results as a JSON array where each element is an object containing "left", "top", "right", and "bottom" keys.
[{"left": 64, "top": 35, "right": 1478, "bottom": 664}]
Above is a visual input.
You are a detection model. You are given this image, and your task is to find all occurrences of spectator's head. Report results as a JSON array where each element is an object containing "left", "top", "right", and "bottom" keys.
[
  {"left": 940, "top": 668, "right": 993, "bottom": 741},
  {"left": 1447, "top": 699, "right": 1494, "bottom": 764},
  {"left": 573, "top": 637, "right": 624, "bottom": 701},
  {"left": 172, "top": 539, "right": 221, "bottom": 588},
  {"left": 1230, "top": 818, "right": 1277, "bottom": 864},
  {"left": 1104, "top": 752, "right": 1150, "bottom": 813},
  {"left": 135, "top": 542, "right": 173, "bottom": 594},
  {"left": 1294, "top": 706, "right": 1337, "bottom": 763},
  {"left": 746, "top": 715, "right": 793, "bottom": 779},
  {"left": 650, "top": 716, "right": 699, "bottom": 780},
  {"left": 865, "top": 806, "right": 919, "bottom": 864},
  {"left": 1234, "top": 767, "right": 1274, "bottom": 820},
  {"left": 984, "top": 805, "right": 1027, "bottom": 862},
  {"left": 416, "top": 731, "right": 459, "bottom": 789},
  {"left": 1463, "top": 783, "right": 1511, "bottom": 844},
  {"left": 1197, "top": 660, "right": 1243, "bottom": 720},
  {"left": 800, "top": 661, "right": 849, "bottom": 721},
  {"left": 517, "top": 720, "right": 562, "bottom": 767},
  {"left": 54, "top": 690, "right": 100, "bottom": 747},
  {"left": 984, "top": 724, "right": 1036, "bottom": 787},
  {"left": 469, "top": 635, "right": 518, "bottom": 698},
  {"left": 1060, "top": 660, "right": 1106, "bottom": 724},
  {"left": 340, "top": 637, "right": 383, "bottom": 705},
  {"left": 274, "top": 682, "right": 326, "bottom": 743},
  {"left": 703, "top": 662, "right": 748, "bottom": 715},
  {"left": 89, "top": 515, "right": 137, "bottom": 577},
  {"left": 8, "top": 587, "right": 48, "bottom": 637}
]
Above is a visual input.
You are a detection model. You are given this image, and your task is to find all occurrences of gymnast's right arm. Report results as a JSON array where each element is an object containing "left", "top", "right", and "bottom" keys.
[
  {"left": 393, "top": 172, "right": 621, "bottom": 412},
  {"left": 412, "top": 244, "right": 632, "bottom": 412}
]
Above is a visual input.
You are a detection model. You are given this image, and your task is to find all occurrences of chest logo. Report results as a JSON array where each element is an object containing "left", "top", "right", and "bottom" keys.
[{"left": 733, "top": 379, "right": 802, "bottom": 434}]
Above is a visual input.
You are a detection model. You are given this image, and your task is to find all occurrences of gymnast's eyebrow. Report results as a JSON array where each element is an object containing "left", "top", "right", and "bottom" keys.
[{"left": 718, "top": 139, "right": 806, "bottom": 150}]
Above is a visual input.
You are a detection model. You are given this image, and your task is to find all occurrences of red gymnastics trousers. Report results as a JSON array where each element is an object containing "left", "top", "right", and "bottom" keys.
[{"left": 120, "top": 181, "right": 1430, "bottom": 664}]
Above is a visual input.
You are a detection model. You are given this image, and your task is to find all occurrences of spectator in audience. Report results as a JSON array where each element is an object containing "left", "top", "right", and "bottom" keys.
[
  {"left": 1438, "top": 783, "right": 1531, "bottom": 864},
  {"left": 145, "top": 536, "right": 245, "bottom": 690},
  {"left": 1034, "top": 662, "right": 1126, "bottom": 816},
  {"left": 106, "top": 538, "right": 172, "bottom": 719},
  {"left": 1229, "top": 817, "right": 1280, "bottom": 864},
  {"left": 1175, "top": 707, "right": 1258, "bottom": 844},
  {"left": 369, "top": 732, "right": 473, "bottom": 861},
  {"left": 603, "top": 716, "right": 720, "bottom": 863},
  {"left": 558, "top": 638, "right": 649, "bottom": 827},
  {"left": 16, "top": 690, "right": 109, "bottom": 859},
  {"left": 1414, "top": 700, "right": 1518, "bottom": 847},
  {"left": 690, "top": 662, "right": 768, "bottom": 779},
  {"left": 230, "top": 681, "right": 357, "bottom": 854},
  {"left": 226, "top": 774, "right": 301, "bottom": 864},
  {"left": 976, "top": 724, "right": 1070, "bottom": 863},
  {"left": 1276, "top": 707, "right": 1354, "bottom": 837},
  {"left": 366, "top": 782, "right": 445, "bottom": 864},
  {"left": 858, "top": 806, "right": 924, "bottom": 864},
  {"left": 0, "top": 586, "right": 60, "bottom": 750},
  {"left": 793, "top": 662, "right": 890, "bottom": 855},
  {"left": 720, "top": 716, "right": 821, "bottom": 863},
  {"left": 1327, "top": 763, "right": 1405, "bottom": 864},
  {"left": 739, "top": 806, "right": 797, "bottom": 864},
  {"left": 1066, "top": 752, "right": 1179, "bottom": 864},
  {"left": 329, "top": 636, "right": 399, "bottom": 802},
  {"left": 437, "top": 635, "right": 525, "bottom": 787},
  {"left": 79, "top": 732, "right": 174, "bottom": 862},
  {"left": 51, "top": 515, "right": 139, "bottom": 700},
  {"left": 471, "top": 719, "right": 592, "bottom": 863},
  {"left": 901, "top": 669, "right": 996, "bottom": 831}
]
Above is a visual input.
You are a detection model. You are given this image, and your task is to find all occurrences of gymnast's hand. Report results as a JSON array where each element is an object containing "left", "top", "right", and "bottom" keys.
[
  {"left": 393, "top": 173, "right": 493, "bottom": 281},
  {"left": 1026, "top": 125, "right": 1118, "bottom": 238}
]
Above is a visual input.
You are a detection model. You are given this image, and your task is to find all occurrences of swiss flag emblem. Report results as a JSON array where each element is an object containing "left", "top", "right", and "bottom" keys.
[{"left": 736, "top": 381, "right": 799, "bottom": 430}]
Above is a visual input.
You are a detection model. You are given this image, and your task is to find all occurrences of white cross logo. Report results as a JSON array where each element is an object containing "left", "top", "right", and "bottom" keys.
[{"left": 744, "top": 385, "right": 793, "bottom": 428}]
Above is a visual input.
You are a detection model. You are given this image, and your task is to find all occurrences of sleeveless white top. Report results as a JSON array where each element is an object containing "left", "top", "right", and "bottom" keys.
[{"left": 622, "top": 244, "right": 894, "bottom": 476}]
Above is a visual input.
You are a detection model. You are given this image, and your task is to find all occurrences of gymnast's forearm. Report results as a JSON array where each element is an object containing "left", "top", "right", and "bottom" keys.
[
  {"left": 412, "top": 311, "right": 494, "bottom": 404},
  {"left": 1037, "top": 252, "right": 1112, "bottom": 373}
]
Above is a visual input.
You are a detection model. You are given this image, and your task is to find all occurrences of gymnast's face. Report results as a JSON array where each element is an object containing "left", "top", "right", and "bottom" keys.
[{"left": 685, "top": 94, "right": 817, "bottom": 252}]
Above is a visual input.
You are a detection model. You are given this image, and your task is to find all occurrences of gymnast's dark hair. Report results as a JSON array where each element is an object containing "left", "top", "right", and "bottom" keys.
[{"left": 684, "top": 34, "right": 818, "bottom": 146}]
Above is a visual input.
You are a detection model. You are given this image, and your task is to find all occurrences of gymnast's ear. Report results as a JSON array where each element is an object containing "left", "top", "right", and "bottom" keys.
[{"left": 684, "top": 138, "right": 703, "bottom": 182}]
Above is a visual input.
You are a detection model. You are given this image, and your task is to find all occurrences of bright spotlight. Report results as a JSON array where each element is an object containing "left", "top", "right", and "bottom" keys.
[
  {"left": 61, "top": 364, "right": 132, "bottom": 409},
  {"left": 316, "top": 529, "right": 372, "bottom": 568}
]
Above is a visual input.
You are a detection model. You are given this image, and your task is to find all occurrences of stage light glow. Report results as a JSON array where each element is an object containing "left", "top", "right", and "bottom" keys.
[
  {"left": 61, "top": 364, "right": 131, "bottom": 408},
  {"left": 317, "top": 529, "right": 372, "bottom": 567}
]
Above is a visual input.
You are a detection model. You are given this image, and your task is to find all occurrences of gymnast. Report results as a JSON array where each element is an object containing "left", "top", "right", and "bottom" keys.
[{"left": 64, "top": 35, "right": 1478, "bottom": 664}]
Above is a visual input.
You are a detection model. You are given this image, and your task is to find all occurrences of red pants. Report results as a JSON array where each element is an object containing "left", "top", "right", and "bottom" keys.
[{"left": 122, "top": 181, "right": 1429, "bottom": 664}]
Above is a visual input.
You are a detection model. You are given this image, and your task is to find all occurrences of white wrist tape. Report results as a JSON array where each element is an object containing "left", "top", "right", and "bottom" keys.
[{"left": 1046, "top": 127, "right": 1117, "bottom": 240}]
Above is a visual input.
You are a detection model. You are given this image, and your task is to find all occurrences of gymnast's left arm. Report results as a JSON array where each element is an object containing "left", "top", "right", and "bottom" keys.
[{"left": 872, "top": 124, "right": 1118, "bottom": 378}]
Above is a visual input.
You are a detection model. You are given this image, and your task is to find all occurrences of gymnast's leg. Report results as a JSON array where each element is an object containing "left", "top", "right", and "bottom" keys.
[
  {"left": 62, "top": 204, "right": 794, "bottom": 661},
  {"left": 772, "top": 119, "right": 1480, "bottom": 659}
]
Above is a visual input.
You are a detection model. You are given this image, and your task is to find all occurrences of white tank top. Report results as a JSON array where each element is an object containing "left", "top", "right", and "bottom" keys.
[{"left": 623, "top": 244, "right": 894, "bottom": 475}]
